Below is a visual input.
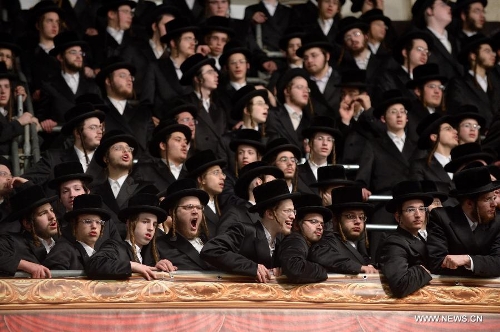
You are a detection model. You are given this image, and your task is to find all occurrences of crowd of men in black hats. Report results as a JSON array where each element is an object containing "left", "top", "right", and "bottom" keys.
[{"left": 0, "top": 0, "right": 500, "bottom": 298}]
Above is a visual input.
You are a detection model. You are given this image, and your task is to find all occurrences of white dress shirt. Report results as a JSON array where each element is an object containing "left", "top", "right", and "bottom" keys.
[
  {"left": 74, "top": 146, "right": 95, "bottom": 172},
  {"left": 284, "top": 103, "right": 302, "bottom": 130},
  {"left": 308, "top": 159, "right": 327, "bottom": 180},
  {"left": 61, "top": 71, "right": 80, "bottom": 94},
  {"left": 387, "top": 131, "right": 405, "bottom": 153},
  {"left": 263, "top": 0, "right": 278, "bottom": 16},
  {"left": 194, "top": 91, "right": 211, "bottom": 112},
  {"left": 318, "top": 18, "right": 334, "bottom": 36},
  {"left": 463, "top": 213, "right": 477, "bottom": 271},
  {"left": 229, "top": 81, "right": 246, "bottom": 91},
  {"left": 189, "top": 237, "right": 204, "bottom": 253},
  {"left": 0, "top": 107, "right": 7, "bottom": 117},
  {"left": 149, "top": 39, "right": 165, "bottom": 59},
  {"left": 427, "top": 27, "right": 452, "bottom": 54},
  {"left": 185, "top": 0, "right": 195, "bottom": 10},
  {"left": 434, "top": 152, "right": 453, "bottom": 179},
  {"left": 170, "top": 57, "right": 183, "bottom": 80},
  {"left": 310, "top": 66, "right": 332, "bottom": 94},
  {"left": 207, "top": 199, "right": 216, "bottom": 214},
  {"left": 39, "top": 237, "right": 56, "bottom": 254},
  {"left": 106, "top": 26, "right": 125, "bottom": 45},
  {"left": 77, "top": 241, "right": 96, "bottom": 257},
  {"left": 108, "top": 97, "right": 127, "bottom": 115},
  {"left": 126, "top": 239, "right": 142, "bottom": 263},
  {"left": 469, "top": 70, "right": 488, "bottom": 92},
  {"left": 109, "top": 174, "right": 128, "bottom": 198},
  {"left": 164, "top": 159, "right": 183, "bottom": 180}
]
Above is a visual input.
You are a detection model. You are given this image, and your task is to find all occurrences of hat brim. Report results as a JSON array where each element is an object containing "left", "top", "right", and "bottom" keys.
[
  {"left": 159, "top": 188, "right": 209, "bottom": 212},
  {"left": 3, "top": 195, "right": 58, "bottom": 223},
  {"left": 296, "top": 41, "right": 334, "bottom": 58},
  {"left": 417, "top": 115, "right": 457, "bottom": 150},
  {"left": 234, "top": 166, "right": 284, "bottom": 200},
  {"left": 329, "top": 202, "right": 374, "bottom": 214},
  {"left": 64, "top": 207, "right": 112, "bottom": 222},
  {"left": 249, "top": 192, "right": 301, "bottom": 213},
  {"left": 179, "top": 57, "right": 216, "bottom": 86},
  {"left": 450, "top": 181, "right": 500, "bottom": 198},
  {"left": 373, "top": 97, "right": 411, "bottom": 119},
  {"left": 95, "top": 134, "right": 138, "bottom": 168},
  {"left": 96, "top": 62, "right": 136, "bottom": 87},
  {"left": 97, "top": 1, "right": 137, "bottom": 16},
  {"left": 444, "top": 152, "right": 495, "bottom": 173},
  {"left": 262, "top": 144, "right": 302, "bottom": 163},
  {"left": 302, "top": 126, "right": 343, "bottom": 141},
  {"left": 149, "top": 124, "right": 192, "bottom": 158},
  {"left": 219, "top": 47, "right": 252, "bottom": 68},
  {"left": 48, "top": 173, "right": 94, "bottom": 190},
  {"left": 310, "top": 179, "right": 357, "bottom": 188},
  {"left": 60, "top": 110, "right": 106, "bottom": 135},
  {"left": 279, "top": 32, "right": 305, "bottom": 51},
  {"left": 425, "top": 191, "right": 448, "bottom": 203},
  {"left": 406, "top": 75, "right": 448, "bottom": 89},
  {"left": 0, "top": 42, "right": 21, "bottom": 55},
  {"left": 453, "top": 112, "right": 486, "bottom": 129},
  {"left": 49, "top": 41, "right": 88, "bottom": 56},
  {"left": 229, "top": 139, "right": 265, "bottom": 154},
  {"left": 334, "top": 82, "right": 367, "bottom": 89},
  {"left": 385, "top": 194, "right": 434, "bottom": 213},
  {"left": 296, "top": 206, "right": 333, "bottom": 223},
  {"left": 160, "top": 26, "right": 200, "bottom": 44},
  {"left": 231, "top": 89, "right": 268, "bottom": 121},
  {"left": 187, "top": 159, "right": 227, "bottom": 178},
  {"left": 117, "top": 206, "right": 167, "bottom": 223}
]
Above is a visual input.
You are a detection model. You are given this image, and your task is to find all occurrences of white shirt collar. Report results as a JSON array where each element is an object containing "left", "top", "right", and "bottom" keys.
[
  {"left": 164, "top": 159, "right": 183, "bottom": 180},
  {"left": 74, "top": 146, "right": 95, "bottom": 172},
  {"left": 188, "top": 237, "right": 204, "bottom": 253},
  {"left": 108, "top": 174, "right": 128, "bottom": 195},
  {"left": 469, "top": 69, "right": 488, "bottom": 92},
  {"left": 170, "top": 57, "right": 183, "bottom": 80},
  {"left": 61, "top": 71, "right": 80, "bottom": 94},
  {"left": 308, "top": 159, "right": 327, "bottom": 180},
  {"left": 310, "top": 66, "right": 332, "bottom": 94},
  {"left": 185, "top": 0, "right": 195, "bottom": 10},
  {"left": 347, "top": 240, "right": 357, "bottom": 249},
  {"left": 126, "top": 239, "right": 142, "bottom": 263},
  {"left": 260, "top": 221, "right": 276, "bottom": 256},
  {"left": 368, "top": 42, "right": 380, "bottom": 54},
  {"left": 229, "top": 81, "right": 246, "bottom": 91},
  {"left": 434, "top": 152, "right": 453, "bottom": 179},
  {"left": 106, "top": 26, "right": 125, "bottom": 45},
  {"left": 207, "top": 199, "right": 216, "bottom": 214},
  {"left": 149, "top": 39, "right": 165, "bottom": 59},
  {"left": 194, "top": 91, "right": 211, "bottom": 112},
  {"left": 77, "top": 241, "right": 96, "bottom": 257},
  {"left": 108, "top": 97, "right": 127, "bottom": 115},
  {"left": 38, "top": 43, "right": 54, "bottom": 54},
  {"left": 262, "top": 0, "right": 278, "bottom": 16},
  {"left": 387, "top": 131, "right": 405, "bottom": 141},
  {"left": 38, "top": 237, "right": 55, "bottom": 254},
  {"left": 464, "top": 212, "right": 478, "bottom": 232},
  {"left": 0, "top": 107, "right": 7, "bottom": 117}
]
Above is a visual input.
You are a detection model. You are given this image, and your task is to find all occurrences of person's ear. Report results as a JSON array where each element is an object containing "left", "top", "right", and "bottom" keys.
[{"left": 380, "top": 115, "right": 386, "bottom": 124}]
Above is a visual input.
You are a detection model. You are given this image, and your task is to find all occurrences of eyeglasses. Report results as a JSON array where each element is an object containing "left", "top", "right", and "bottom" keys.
[
  {"left": 251, "top": 101, "right": 268, "bottom": 106},
  {"left": 0, "top": 171, "right": 12, "bottom": 178},
  {"left": 342, "top": 213, "right": 367, "bottom": 222},
  {"left": 181, "top": 36, "right": 199, "bottom": 45},
  {"left": 79, "top": 219, "right": 105, "bottom": 226},
  {"left": 85, "top": 124, "right": 104, "bottom": 132},
  {"left": 117, "top": 9, "right": 134, "bottom": 16},
  {"left": 402, "top": 206, "right": 428, "bottom": 214},
  {"left": 111, "top": 145, "right": 134, "bottom": 153},
  {"left": 178, "top": 204, "right": 204, "bottom": 212},
  {"left": 425, "top": 83, "right": 445, "bottom": 91},
  {"left": 115, "top": 73, "right": 135, "bottom": 81},
  {"left": 460, "top": 123, "right": 481, "bottom": 130},
  {"left": 414, "top": 46, "right": 431, "bottom": 56},
  {"left": 291, "top": 85, "right": 310, "bottom": 92},
  {"left": 66, "top": 50, "right": 85, "bottom": 57},
  {"left": 281, "top": 209, "right": 297, "bottom": 216},
  {"left": 229, "top": 59, "right": 247, "bottom": 66},
  {"left": 387, "top": 109, "right": 408, "bottom": 116},
  {"left": 344, "top": 30, "right": 362, "bottom": 42},
  {"left": 314, "top": 135, "right": 334, "bottom": 143},
  {"left": 206, "top": 169, "right": 226, "bottom": 177},
  {"left": 277, "top": 156, "right": 298, "bottom": 164},
  {"left": 303, "top": 219, "right": 325, "bottom": 227},
  {"left": 178, "top": 117, "right": 198, "bottom": 125}
]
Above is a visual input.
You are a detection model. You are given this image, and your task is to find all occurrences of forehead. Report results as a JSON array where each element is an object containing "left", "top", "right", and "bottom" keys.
[
  {"left": 0, "top": 165, "right": 9, "bottom": 173},
  {"left": 0, "top": 78, "right": 10, "bottom": 85},
  {"left": 137, "top": 212, "right": 157, "bottom": 221},
  {"left": 180, "top": 31, "right": 195, "bottom": 39},
  {"left": 237, "top": 144, "right": 258, "bottom": 152},
  {"left": 341, "top": 87, "right": 360, "bottom": 94},
  {"left": 459, "top": 117, "right": 478, "bottom": 124},
  {"left": 304, "top": 47, "right": 323, "bottom": 56},
  {"left": 439, "top": 122, "right": 452, "bottom": 129},
  {"left": 65, "top": 45, "right": 82, "bottom": 53},
  {"left": 288, "top": 37, "right": 301, "bottom": 45},
  {"left": 109, "top": 141, "right": 129, "bottom": 150},
  {"left": 42, "top": 12, "right": 59, "bottom": 20},
  {"left": 276, "top": 150, "right": 295, "bottom": 158},
  {"left": 0, "top": 48, "right": 12, "bottom": 54},
  {"left": 346, "top": 28, "right": 363, "bottom": 36},
  {"left": 178, "top": 196, "right": 201, "bottom": 205},
  {"left": 276, "top": 198, "right": 293, "bottom": 209},
  {"left": 117, "top": 4, "right": 132, "bottom": 11},
  {"left": 83, "top": 117, "right": 101, "bottom": 125},
  {"left": 401, "top": 199, "right": 425, "bottom": 209},
  {"left": 76, "top": 213, "right": 101, "bottom": 220},
  {"left": 177, "top": 111, "right": 193, "bottom": 118},
  {"left": 228, "top": 53, "right": 246, "bottom": 61},
  {"left": 209, "top": 31, "right": 228, "bottom": 38},
  {"left": 250, "top": 95, "right": 265, "bottom": 103},
  {"left": 386, "top": 103, "right": 405, "bottom": 111},
  {"left": 33, "top": 203, "right": 53, "bottom": 214},
  {"left": 200, "top": 64, "right": 214, "bottom": 72},
  {"left": 169, "top": 131, "right": 187, "bottom": 139},
  {"left": 290, "top": 76, "right": 307, "bottom": 86},
  {"left": 205, "top": 165, "right": 222, "bottom": 173},
  {"left": 302, "top": 212, "right": 323, "bottom": 221},
  {"left": 341, "top": 208, "right": 365, "bottom": 215},
  {"left": 424, "top": 79, "right": 443, "bottom": 86},
  {"left": 412, "top": 39, "right": 428, "bottom": 47},
  {"left": 113, "top": 68, "right": 131, "bottom": 76}
]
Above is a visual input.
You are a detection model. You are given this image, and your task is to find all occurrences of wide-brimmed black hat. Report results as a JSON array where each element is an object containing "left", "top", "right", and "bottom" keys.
[
  {"left": 160, "top": 18, "right": 199, "bottom": 44},
  {"left": 48, "top": 161, "right": 93, "bottom": 190},
  {"left": 49, "top": 31, "right": 88, "bottom": 56},
  {"left": 360, "top": 9, "right": 392, "bottom": 27},
  {"left": 185, "top": 149, "right": 226, "bottom": 178},
  {"left": 97, "top": 0, "right": 136, "bottom": 16},
  {"left": 336, "top": 16, "right": 369, "bottom": 44},
  {"left": 0, "top": 155, "right": 12, "bottom": 171},
  {"left": 162, "top": 99, "right": 197, "bottom": 121},
  {"left": 453, "top": 0, "right": 487, "bottom": 15},
  {"left": 373, "top": 89, "right": 411, "bottom": 119},
  {"left": 310, "top": 165, "right": 357, "bottom": 188},
  {"left": 329, "top": 186, "right": 373, "bottom": 213},
  {"left": 75, "top": 93, "right": 110, "bottom": 113},
  {"left": 219, "top": 40, "right": 252, "bottom": 67},
  {"left": 95, "top": 56, "right": 136, "bottom": 88},
  {"left": 393, "top": 30, "right": 434, "bottom": 65},
  {"left": 148, "top": 120, "right": 191, "bottom": 158},
  {"left": 118, "top": 193, "right": 166, "bottom": 223},
  {"left": 453, "top": 104, "right": 486, "bottom": 129},
  {"left": 386, "top": 181, "right": 434, "bottom": 213},
  {"left": 144, "top": 4, "right": 180, "bottom": 28},
  {"left": 202, "top": 16, "right": 235, "bottom": 38},
  {"left": 0, "top": 62, "right": 16, "bottom": 81},
  {"left": 406, "top": 63, "right": 447, "bottom": 89},
  {"left": 459, "top": 33, "right": 495, "bottom": 65},
  {"left": 231, "top": 85, "right": 268, "bottom": 120},
  {"left": 229, "top": 129, "right": 265, "bottom": 154},
  {"left": 302, "top": 116, "right": 343, "bottom": 141},
  {"left": 234, "top": 161, "right": 284, "bottom": 200},
  {"left": 64, "top": 194, "right": 111, "bottom": 222},
  {"left": 94, "top": 130, "right": 138, "bottom": 168},
  {"left": 350, "top": 0, "right": 365, "bottom": 13},
  {"left": 450, "top": 166, "right": 500, "bottom": 197},
  {"left": 262, "top": 137, "right": 301, "bottom": 163},
  {"left": 4, "top": 183, "right": 57, "bottom": 223},
  {"left": 179, "top": 53, "right": 216, "bottom": 85},
  {"left": 30, "top": 1, "right": 64, "bottom": 24},
  {"left": 248, "top": 179, "right": 301, "bottom": 213},
  {"left": 279, "top": 26, "right": 306, "bottom": 51},
  {"left": 444, "top": 143, "right": 495, "bottom": 173},
  {"left": 335, "top": 69, "right": 367, "bottom": 89},
  {"left": 420, "top": 180, "right": 448, "bottom": 203},
  {"left": 296, "top": 33, "right": 335, "bottom": 58},
  {"left": 417, "top": 113, "right": 457, "bottom": 150},
  {"left": 60, "top": 102, "right": 106, "bottom": 135},
  {"left": 295, "top": 194, "right": 332, "bottom": 222},
  {"left": 0, "top": 32, "right": 21, "bottom": 55},
  {"left": 159, "top": 178, "right": 209, "bottom": 211},
  {"left": 276, "top": 68, "right": 310, "bottom": 104},
  {"left": 412, "top": 0, "right": 442, "bottom": 18}
]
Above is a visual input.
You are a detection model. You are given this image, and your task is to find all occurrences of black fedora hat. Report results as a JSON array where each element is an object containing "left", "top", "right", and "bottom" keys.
[
  {"left": 336, "top": 16, "right": 369, "bottom": 44},
  {"left": 386, "top": 181, "right": 434, "bottom": 213},
  {"left": 0, "top": 62, "right": 16, "bottom": 81},
  {"left": 310, "top": 165, "right": 357, "bottom": 188},
  {"left": 97, "top": 0, "right": 136, "bottom": 16},
  {"left": 48, "top": 161, "right": 93, "bottom": 190},
  {"left": 459, "top": 33, "right": 495, "bottom": 65},
  {"left": 219, "top": 40, "right": 252, "bottom": 67},
  {"left": 234, "top": 161, "right": 284, "bottom": 200},
  {"left": 229, "top": 129, "right": 265, "bottom": 154},
  {"left": 0, "top": 155, "right": 12, "bottom": 171},
  {"left": 64, "top": 194, "right": 111, "bottom": 222},
  {"left": 350, "top": 0, "right": 365, "bottom": 13},
  {"left": 262, "top": 137, "right": 301, "bottom": 163},
  {"left": 335, "top": 69, "right": 367, "bottom": 89},
  {"left": 144, "top": 4, "right": 180, "bottom": 29},
  {"left": 420, "top": 180, "right": 448, "bottom": 203},
  {"left": 393, "top": 29, "right": 434, "bottom": 65},
  {"left": 159, "top": 178, "right": 209, "bottom": 211},
  {"left": 411, "top": 0, "right": 440, "bottom": 18},
  {"left": 329, "top": 186, "right": 373, "bottom": 213},
  {"left": 4, "top": 183, "right": 57, "bottom": 223},
  {"left": 94, "top": 130, "right": 138, "bottom": 168},
  {"left": 279, "top": 26, "right": 306, "bottom": 51},
  {"left": 295, "top": 194, "right": 332, "bottom": 223},
  {"left": 406, "top": 63, "right": 447, "bottom": 89},
  {"left": 452, "top": 104, "right": 486, "bottom": 129},
  {"left": 360, "top": 9, "right": 392, "bottom": 27},
  {"left": 148, "top": 120, "right": 191, "bottom": 158},
  {"left": 296, "top": 33, "right": 335, "bottom": 58},
  {"left": 202, "top": 16, "right": 235, "bottom": 38},
  {"left": 49, "top": 31, "right": 88, "bottom": 56},
  {"left": 30, "top": 1, "right": 64, "bottom": 24},
  {"left": 453, "top": 0, "right": 487, "bottom": 15},
  {"left": 276, "top": 68, "right": 310, "bottom": 104},
  {"left": 373, "top": 89, "right": 411, "bottom": 119},
  {"left": 118, "top": 193, "right": 167, "bottom": 223},
  {"left": 0, "top": 32, "right": 22, "bottom": 55},
  {"left": 95, "top": 56, "right": 136, "bottom": 88},
  {"left": 179, "top": 53, "right": 216, "bottom": 86},
  {"left": 185, "top": 149, "right": 226, "bottom": 178},
  {"left": 160, "top": 18, "right": 199, "bottom": 44},
  {"left": 416, "top": 113, "right": 457, "bottom": 150},
  {"left": 162, "top": 99, "right": 197, "bottom": 121},
  {"left": 60, "top": 102, "right": 106, "bottom": 135},
  {"left": 302, "top": 116, "right": 343, "bottom": 141},
  {"left": 248, "top": 179, "right": 301, "bottom": 213},
  {"left": 450, "top": 166, "right": 500, "bottom": 197},
  {"left": 444, "top": 143, "right": 495, "bottom": 173},
  {"left": 231, "top": 85, "right": 268, "bottom": 121},
  {"left": 75, "top": 93, "right": 110, "bottom": 113}
]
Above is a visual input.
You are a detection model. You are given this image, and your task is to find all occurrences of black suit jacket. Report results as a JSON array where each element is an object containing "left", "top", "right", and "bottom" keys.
[
  {"left": 0, "top": 113, "right": 24, "bottom": 155},
  {"left": 309, "top": 231, "right": 371, "bottom": 274},
  {"left": 135, "top": 158, "right": 186, "bottom": 193},
  {"left": 157, "top": 231, "right": 211, "bottom": 271},
  {"left": 204, "top": 205, "right": 220, "bottom": 240},
  {"left": 410, "top": 156, "right": 454, "bottom": 197},
  {"left": 374, "top": 66, "right": 415, "bottom": 108},
  {"left": 427, "top": 205, "right": 500, "bottom": 277},
  {"left": 43, "top": 238, "right": 90, "bottom": 270},
  {"left": 425, "top": 27, "right": 463, "bottom": 80},
  {"left": 376, "top": 227, "right": 432, "bottom": 298},
  {"left": 0, "top": 232, "right": 48, "bottom": 276},
  {"left": 298, "top": 162, "right": 319, "bottom": 195},
  {"left": 266, "top": 105, "right": 310, "bottom": 154},
  {"left": 277, "top": 232, "right": 328, "bottom": 284},
  {"left": 308, "top": 68, "right": 342, "bottom": 119},
  {"left": 217, "top": 201, "right": 260, "bottom": 236},
  {"left": 163, "top": 0, "right": 205, "bottom": 25}
]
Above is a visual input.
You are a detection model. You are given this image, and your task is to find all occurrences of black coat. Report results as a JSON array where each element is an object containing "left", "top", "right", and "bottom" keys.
[
  {"left": 0, "top": 113, "right": 24, "bottom": 155},
  {"left": 298, "top": 162, "right": 319, "bottom": 195},
  {"left": 376, "top": 227, "right": 432, "bottom": 298},
  {"left": 43, "top": 238, "right": 90, "bottom": 270},
  {"left": 307, "top": 68, "right": 342, "bottom": 119},
  {"left": 373, "top": 66, "right": 415, "bottom": 108},
  {"left": 277, "top": 232, "right": 328, "bottom": 284},
  {"left": 157, "top": 231, "right": 211, "bottom": 271},
  {"left": 309, "top": 231, "right": 371, "bottom": 274},
  {"left": 425, "top": 27, "right": 463, "bottom": 80},
  {"left": 204, "top": 205, "right": 221, "bottom": 241},
  {"left": 163, "top": 0, "right": 205, "bottom": 25},
  {"left": 134, "top": 158, "right": 187, "bottom": 193},
  {"left": 0, "top": 232, "right": 49, "bottom": 276},
  {"left": 217, "top": 201, "right": 260, "bottom": 236},
  {"left": 410, "top": 156, "right": 453, "bottom": 195},
  {"left": 266, "top": 105, "right": 310, "bottom": 154},
  {"left": 427, "top": 205, "right": 500, "bottom": 277}
]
